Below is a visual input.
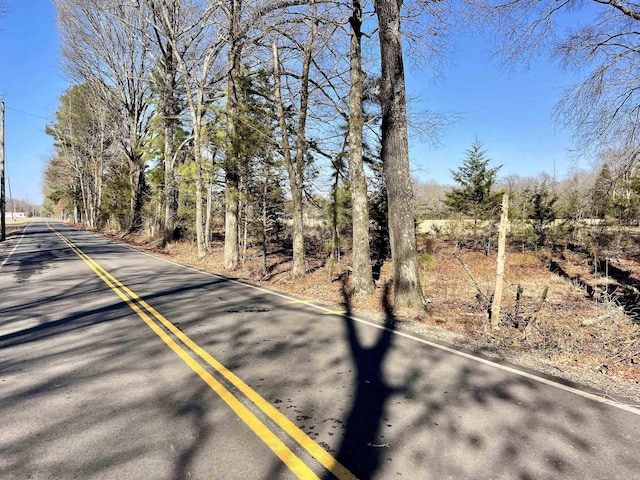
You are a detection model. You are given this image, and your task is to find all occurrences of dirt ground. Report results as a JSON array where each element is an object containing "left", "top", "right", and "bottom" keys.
[{"left": 3, "top": 220, "right": 639, "bottom": 404}]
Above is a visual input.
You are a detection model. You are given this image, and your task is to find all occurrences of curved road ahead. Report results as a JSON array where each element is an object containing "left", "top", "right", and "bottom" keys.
[{"left": 1, "top": 221, "right": 639, "bottom": 479}]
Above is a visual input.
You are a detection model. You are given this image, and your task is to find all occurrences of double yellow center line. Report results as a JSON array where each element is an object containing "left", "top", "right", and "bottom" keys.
[{"left": 47, "top": 222, "right": 356, "bottom": 480}]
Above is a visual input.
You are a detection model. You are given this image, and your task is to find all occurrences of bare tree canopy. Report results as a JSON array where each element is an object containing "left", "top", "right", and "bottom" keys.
[
  {"left": 478, "top": 0, "right": 640, "bottom": 151},
  {"left": 56, "top": 0, "right": 153, "bottom": 230}
]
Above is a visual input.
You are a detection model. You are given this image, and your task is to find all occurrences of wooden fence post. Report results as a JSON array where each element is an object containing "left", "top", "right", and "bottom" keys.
[{"left": 491, "top": 193, "right": 509, "bottom": 327}]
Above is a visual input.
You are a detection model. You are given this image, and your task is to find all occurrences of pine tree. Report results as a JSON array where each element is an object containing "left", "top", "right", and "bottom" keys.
[
  {"left": 525, "top": 182, "right": 558, "bottom": 246},
  {"left": 592, "top": 163, "right": 613, "bottom": 219},
  {"left": 611, "top": 164, "right": 640, "bottom": 225},
  {"left": 445, "top": 141, "right": 503, "bottom": 223}
]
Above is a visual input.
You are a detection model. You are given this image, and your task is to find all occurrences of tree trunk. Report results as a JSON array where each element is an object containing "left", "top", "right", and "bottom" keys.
[
  {"left": 162, "top": 5, "right": 179, "bottom": 244},
  {"left": 288, "top": 13, "right": 317, "bottom": 279},
  {"left": 95, "top": 162, "right": 102, "bottom": 227},
  {"left": 95, "top": 124, "right": 104, "bottom": 228},
  {"left": 223, "top": 0, "right": 242, "bottom": 270},
  {"left": 128, "top": 156, "right": 144, "bottom": 233},
  {"left": 329, "top": 160, "right": 341, "bottom": 281},
  {"left": 242, "top": 202, "right": 248, "bottom": 267},
  {"left": 348, "top": 0, "right": 374, "bottom": 296},
  {"left": 163, "top": 114, "right": 177, "bottom": 241},
  {"left": 193, "top": 119, "right": 207, "bottom": 259},
  {"left": 290, "top": 185, "right": 305, "bottom": 277},
  {"left": 262, "top": 180, "right": 268, "bottom": 277},
  {"left": 272, "top": 40, "right": 307, "bottom": 279},
  {"left": 125, "top": 107, "right": 145, "bottom": 233},
  {"left": 205, "top": 164, "right": 214, "bottom": 246},
  {"left": 375, "top": 0, "right": 427, "bottom": 315},
  {"left": 79, "top": 172, "right": 90, "bottom": 227},
  {"left": 72, "top": 185, "right": 79, "bottom": 224},
  {"left": 224, "top": 170, "right": 240, "bottom": 268},
  {"left": 87, "top": 150, "right": 98, "bottom": 228}
]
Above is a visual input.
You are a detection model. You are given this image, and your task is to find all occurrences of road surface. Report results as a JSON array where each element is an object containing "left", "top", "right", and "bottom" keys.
[{"left": 1, "top": 221, "right": 639, "bottom": 479}]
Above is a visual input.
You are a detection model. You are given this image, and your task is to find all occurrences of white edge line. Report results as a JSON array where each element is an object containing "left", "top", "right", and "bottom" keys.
[
  {"left": 59, "top": 221, "right": 640, "bottom": 416},
  {"left": 0, "top": 221, "right": 31, "bottom": 269}
]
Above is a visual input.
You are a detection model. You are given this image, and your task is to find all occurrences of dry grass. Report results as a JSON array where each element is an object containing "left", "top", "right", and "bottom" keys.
[{"left": 422, "top": 244, "right": 639, "bottom": 385}]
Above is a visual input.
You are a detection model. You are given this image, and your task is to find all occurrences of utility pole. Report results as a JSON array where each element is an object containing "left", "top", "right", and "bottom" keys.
[{"left": 1, "top": 98, "right": 6, "bottom": 242}]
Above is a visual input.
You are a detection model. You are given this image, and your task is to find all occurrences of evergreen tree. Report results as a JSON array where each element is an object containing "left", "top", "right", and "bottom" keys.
[
  {"left": 592, "top": 163, "right": 613, "bottom": 219},
  {"left": 525, "top": 182, "right": 558, "bottom": 246},
  {"left": 445, "top": 141, "right": 503, "bottom": 223},
  {"left": 232, "top": 68, "right": 285, "bottom": 270},
  {"left": 369, "top": 158, "right": 390, "bottom": 265},
  {"left": 611, "top": 165, "right": 640, "bottom": 225}
]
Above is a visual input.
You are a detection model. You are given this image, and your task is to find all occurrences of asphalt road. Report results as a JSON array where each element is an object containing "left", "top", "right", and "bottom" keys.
[{"left": 1, "top": 220, "right": 639, "bottom": 480}]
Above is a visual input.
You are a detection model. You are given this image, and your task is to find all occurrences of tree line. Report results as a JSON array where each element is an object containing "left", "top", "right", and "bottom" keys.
[
  {"left": 43, "top": 0, "right": 640, "bottom": 315},
  {"left": 416, "top": 141, "right": 640, "bottom": 248}
]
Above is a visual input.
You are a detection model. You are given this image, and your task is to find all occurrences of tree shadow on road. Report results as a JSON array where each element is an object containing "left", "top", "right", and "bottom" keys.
[
  {"left": 170, "top": 384, "right": 212, "bottom": 480},
  {"left": 317, "top": 275, "right": 640, "bottom": 480},
  {"left": 327, "top": 280, "right": 405, "bottom": 479}
]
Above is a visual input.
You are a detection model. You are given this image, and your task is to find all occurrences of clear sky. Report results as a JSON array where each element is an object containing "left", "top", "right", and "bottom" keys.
[
  {"left": 407, "top": 28, "right": 586, "bottom": 186},
  {"left": 0, "top": 0, "right": 585, "bottom": 205},
  {"left": 0, "top": 0, "right": 67, "bottom": 205}
]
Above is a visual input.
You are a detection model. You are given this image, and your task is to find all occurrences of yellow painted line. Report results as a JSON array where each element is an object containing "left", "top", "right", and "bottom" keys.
[
  {"left": 46, "top": 222, "right": 321, "bottom": 480},
  {"left": 287, "top": 299, "right": 315, "bottom": 304},
  {"left": 322, "top": 310, "right": 347, "bottom": 316},
  {"left": 47, "top": 222, "right": 358, "bottom": 480},
  {"left": 139, "top": 303, "right": 357, "bottom": 480}
]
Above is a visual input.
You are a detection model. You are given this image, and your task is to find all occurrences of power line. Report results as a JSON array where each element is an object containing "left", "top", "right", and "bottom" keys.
[{"left": 5, "top": 106, "right": 51, "bottom": 121}]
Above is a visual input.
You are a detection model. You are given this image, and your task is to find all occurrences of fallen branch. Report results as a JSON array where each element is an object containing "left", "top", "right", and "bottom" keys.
[
  {"left": 455, "top": 254, "right": 490, "bottom": 307},
  {"left": 523, "top": 286, "right": 549, "bottom": 340}
]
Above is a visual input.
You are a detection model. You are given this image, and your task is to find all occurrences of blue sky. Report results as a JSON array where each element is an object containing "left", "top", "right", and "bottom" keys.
[
  {"left": 0, "top": 0, "right": 585, "bottom": 204},
  {"left": 406, "top": 29, "right": 584, "bottom": 185},
  {"left": 0, "top": 0, "right": 66, "bottom": 205}
]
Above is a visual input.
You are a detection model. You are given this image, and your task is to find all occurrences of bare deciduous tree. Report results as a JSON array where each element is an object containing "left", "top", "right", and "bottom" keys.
[
  {"left": 348, "top": 0, "right": 374, "bottom": 296},
  {"left": 478, "top": 0, "right": 640, "bottom": 151},
  {"left": 222, "top": 0, "right": 243, "bottom": 270},
  {"left": 48, "top": 84, "right": 118, "bottom": 228},
  {"left": 220, "top": 0, "right": 310, "bottom": 270},
  {"left": 272, "top": 13, "right": 317, "bottom": 279},
  {"left": 135, "top": 0, "right": 225, "bottom": 258},
  {"left": 374, "top": 0, "right": 428, "bottom": 315},
  {"left": 56, "top": 0, "right": 153, "bottom": 232},
  {"left": 143, "top": 0, "right": 184, "bottom": 243}
]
